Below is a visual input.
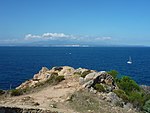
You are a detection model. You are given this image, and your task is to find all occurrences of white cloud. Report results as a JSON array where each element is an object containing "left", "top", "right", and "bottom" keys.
[
  {"left": 42, "top": 33, "right": 69, "bottom": 38},
  {"left": 95, "top": 37, "right": 112, "bottom": 40},
  {"left": 24, "top": 32, "right": 112, "bottom": 42},
  {"left": 25, "top": 34, "right": 41, "bottom": 40},
  {"left": 25, "top": 33, "right": 72, "bottom": 40}
]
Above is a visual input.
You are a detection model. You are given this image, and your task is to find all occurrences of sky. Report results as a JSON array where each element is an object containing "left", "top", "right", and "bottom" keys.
[{"left": 0, "top": 0, "right": 150, "bottom": 46}]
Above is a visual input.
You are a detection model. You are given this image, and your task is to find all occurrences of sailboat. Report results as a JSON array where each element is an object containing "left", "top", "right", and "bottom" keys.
[{"left": 127, "top": 56, "right": 132, "bottom": 64}]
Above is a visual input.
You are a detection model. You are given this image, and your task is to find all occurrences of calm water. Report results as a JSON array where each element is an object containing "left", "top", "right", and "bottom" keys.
[{"left": 0, "top": 47, "right": 150, "bottom": 90}]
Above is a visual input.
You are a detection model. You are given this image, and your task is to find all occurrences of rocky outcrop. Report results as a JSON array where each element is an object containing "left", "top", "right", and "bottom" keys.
[
  {"left": 17, "top": 66, "right": 75, "bottom": 89},
  {"left": 17, "top": 66, "right": 117, "bottom": 92},
  {"left": 80, "top": 71, "right": 117, "bottom": 91},
  {"left": 0, "top": 66, "right": 138, "bottom": 113}
]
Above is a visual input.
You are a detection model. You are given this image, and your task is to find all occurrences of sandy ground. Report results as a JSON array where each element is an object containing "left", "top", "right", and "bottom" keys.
[{"left": 0, "top": 76, "right": 80, "bottom": 113}]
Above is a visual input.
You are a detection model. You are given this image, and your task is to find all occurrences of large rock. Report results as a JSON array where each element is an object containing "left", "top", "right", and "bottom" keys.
[
  {"left": 84, "top": 71, "right": 107, "bottom": 82},
  {"left": 84, "top": 72, "right": 98, "bottom": 82},
  {"left": 81, "top": 71, "right": 116, "bottom": 91}
]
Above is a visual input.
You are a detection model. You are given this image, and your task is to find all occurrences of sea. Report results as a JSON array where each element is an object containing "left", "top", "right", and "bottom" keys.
[{"left": 0, "top": 47, "right": 150, "bottom": 90}]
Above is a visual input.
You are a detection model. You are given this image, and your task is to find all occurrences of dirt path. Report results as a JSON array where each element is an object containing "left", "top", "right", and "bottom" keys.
[{"left": 0, "top": 76, "right": 80, "bottom": 113}]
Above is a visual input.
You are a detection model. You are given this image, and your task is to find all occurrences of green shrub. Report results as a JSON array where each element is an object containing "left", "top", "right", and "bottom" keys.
[
  {"left": 143, "top": 99, "right": 150, "bottom": 113},
  {"left": 117, "top": 76, "right": 140, "bottom": 94},
  {"left": 55, "top": 76, "right": 65, "bottom": 83},
  {"left": 113, "top": 89, "right": 128, "bottom": 102},
  {"left": 107, "top": 70, "right": 150, "bottom": 111},
  {"left": 107, "top": 70, "right": 118, "bottom": 79},
  {"left": 46, "top": 75, "right": 65, "bottom": 85},
  {"left": 11, "top": 89, "right": 23, "bottom": 96},
  {"left": 128, "top": 91, "right": 145, "bottom": 108},
  {"left": 74, "top": 72, "right": 81, "bottom": 75},
  {"left": 81, "top": 70, "right": 91, "bottom": 78},
  {"left": 94, "top": 84, "right": 105, "bottom": 92}
]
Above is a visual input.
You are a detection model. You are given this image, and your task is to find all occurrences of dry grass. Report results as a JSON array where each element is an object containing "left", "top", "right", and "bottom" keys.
[{"left": 68, "top": 89, "right": 138, "bottom": 113}]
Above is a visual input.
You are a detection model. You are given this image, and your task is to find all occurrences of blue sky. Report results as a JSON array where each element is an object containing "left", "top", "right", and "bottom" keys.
[{"left": 0, "top": 0, "right": 150, "bottom": 46}]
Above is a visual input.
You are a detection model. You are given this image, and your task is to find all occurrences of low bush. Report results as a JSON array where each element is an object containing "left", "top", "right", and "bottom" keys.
[
  {"left": 117, "top": 76, "right": 140, "bottom": 94},
  {"left": 46, "top": 75, "right": 65, "bottom": 84},
  {"left": 107, "top": 70, "right": 118, "bottom": 79},
  {"left": 55, "top": 76, "right": 65, "bottom": 83},
  {"left": 74, "top": 72, "right": 81, "bottom": 75},
  {"left": 128, "top": 91, "right": 145, "bottom": 108},
  {"left": 108, "top": 70, "right": 150, "bottom": 111},
  {"left": 11, "top": 89, "right": 23, "bottom": 96},
  {"left": 94, "top": 84, "right": 105, "bottom": 92},
  {"left": 81, "top": 70, "right": 91, "bottom": 78},
  {"left": 143, "top": 99, "right": 150, "bottom": 113}
]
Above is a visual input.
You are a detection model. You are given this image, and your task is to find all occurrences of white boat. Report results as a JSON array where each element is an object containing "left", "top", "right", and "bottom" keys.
[{"left": 127, "top": 56, "right": 132, "bottom": 64}]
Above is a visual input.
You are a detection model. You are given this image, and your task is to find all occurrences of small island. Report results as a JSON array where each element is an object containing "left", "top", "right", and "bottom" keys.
[{"left": 0, "top": 66, "right": 149, "bottom": 113}]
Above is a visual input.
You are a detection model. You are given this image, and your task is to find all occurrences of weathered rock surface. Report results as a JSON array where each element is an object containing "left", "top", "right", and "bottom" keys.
[
  {"left": 17, "top": 66, "right": 75, "bottom": 89},
  {"left": 81, "top": 71, "right": 117, "bottom": 92}
]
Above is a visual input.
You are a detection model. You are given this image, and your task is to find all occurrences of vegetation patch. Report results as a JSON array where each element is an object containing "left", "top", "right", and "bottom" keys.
[
  {"left": 107, "top": 70, "right": 118, "bottom": 79},
  {"left": 94, "top": 84, "right": 105, "bottom": 92},
  {"left": 11, "top": 89, "right": 23, "bottom": 96},
  {"left": 108, "top": 70, "right": 150, "bottom": 111},
  {"left": 143, "top": 99, "right": 150, "bottom": 113},
  {"left": 81, "top": 70, "right": 92, "bottom": 78},
  {"left": 45, "top": 75, "right": 65, "bottom": 85}
]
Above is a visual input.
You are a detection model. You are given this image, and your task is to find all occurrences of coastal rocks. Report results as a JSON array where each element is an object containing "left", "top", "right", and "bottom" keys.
[
  {"left": 40, "top": 67, "right": 49, "bottom": 74},
  {"left": 17, "top": 66, "right": 75, "bottom": 89},
  {"left": 17, "top": 66, "right": 116, "bottom": 95},
  {"left": 33, "top": 67, "right": 50, "bottom": 81},
  {"left": 80, "top": 71, "right": 116, "bottom": 91}
]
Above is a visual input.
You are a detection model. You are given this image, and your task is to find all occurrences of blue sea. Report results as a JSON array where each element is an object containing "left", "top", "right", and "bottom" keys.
[{"left": 0, "top": 47, "right": 150, "bottom": 90}]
